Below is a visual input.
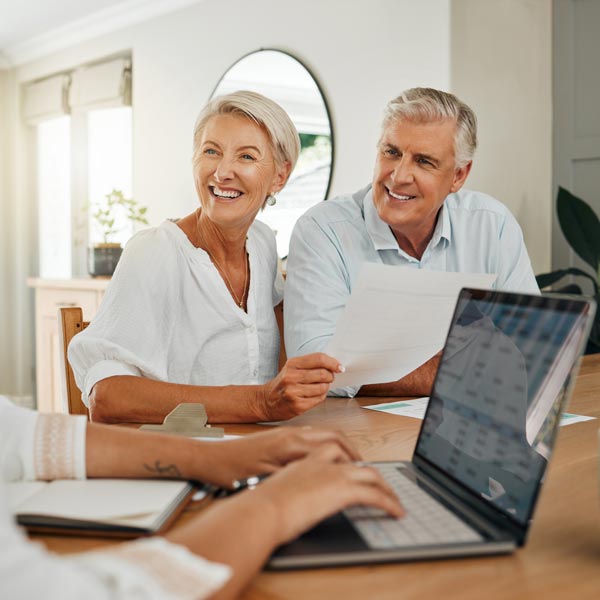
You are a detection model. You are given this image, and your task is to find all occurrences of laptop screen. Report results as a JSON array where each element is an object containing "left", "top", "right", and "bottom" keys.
[{"left": 415, "top": 290, "right": 591, "bottom": 525}]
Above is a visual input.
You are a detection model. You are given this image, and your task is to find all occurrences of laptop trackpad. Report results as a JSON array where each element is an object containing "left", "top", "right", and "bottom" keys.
[{"left": 271, "top": 512, "right": 367, "bottom": 560}]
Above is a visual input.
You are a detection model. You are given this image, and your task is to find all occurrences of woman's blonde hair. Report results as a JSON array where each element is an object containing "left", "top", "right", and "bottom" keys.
[{"left": 192, "top": 90, "right": 300, "bottom": 177}]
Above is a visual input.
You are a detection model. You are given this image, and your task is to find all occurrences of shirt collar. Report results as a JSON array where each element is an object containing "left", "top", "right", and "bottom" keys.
[
  {"left": 364, "top": 186, "right": 452, "bottom": 253},
  {"left": 364, "top": 187, "right": 399, "bottom": 251}
]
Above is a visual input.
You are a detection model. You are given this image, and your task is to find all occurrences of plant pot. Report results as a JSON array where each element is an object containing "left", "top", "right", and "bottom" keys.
[{"left": 88, "top": 244, "right": 123, "bottom": 277}]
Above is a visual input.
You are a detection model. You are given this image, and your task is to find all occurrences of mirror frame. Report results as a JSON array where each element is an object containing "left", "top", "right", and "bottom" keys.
[{"left": 210, "top": 48, "right": 335, "bottom": 202}]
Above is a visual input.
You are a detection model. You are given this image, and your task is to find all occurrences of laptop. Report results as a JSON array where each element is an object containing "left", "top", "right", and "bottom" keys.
[{"left": 269, "top": 288, "right": 596, "bottom": 569}]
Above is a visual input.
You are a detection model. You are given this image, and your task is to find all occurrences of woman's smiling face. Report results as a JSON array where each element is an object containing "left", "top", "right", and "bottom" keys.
[{"left": 195, "top": 113, "right": 289, "bottom": 231}]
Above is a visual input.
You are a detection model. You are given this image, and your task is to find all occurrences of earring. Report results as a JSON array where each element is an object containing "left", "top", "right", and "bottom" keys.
[{"left": 266, "top": 194, "right": 277, "bottom": 206}]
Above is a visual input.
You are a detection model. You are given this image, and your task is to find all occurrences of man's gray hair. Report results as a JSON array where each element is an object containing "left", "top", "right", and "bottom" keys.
[
  {"left": 192, "top": 90, "right": 300, "bottom": 174},
  {"left": 382, "top": 87, "right": 477, "bottom": 168}
]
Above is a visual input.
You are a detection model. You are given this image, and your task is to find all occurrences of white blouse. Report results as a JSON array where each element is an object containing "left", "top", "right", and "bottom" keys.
[
  {"left": 69, "top": 219, "right": 284, "bottom": 406},
  {"left": 0, "top": 396, "right": 231, "bottom": 600}
]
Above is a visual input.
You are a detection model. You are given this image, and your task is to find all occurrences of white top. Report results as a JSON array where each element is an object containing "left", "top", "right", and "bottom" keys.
[
  {"left": 69, "top": 219, "right": 284, "bottom": 405},
  {"left": 284, "top": 185, "right": 539, "bottom": 396},
  {"left": 0, "top": 396, "right": 231, "bottom": 600}
]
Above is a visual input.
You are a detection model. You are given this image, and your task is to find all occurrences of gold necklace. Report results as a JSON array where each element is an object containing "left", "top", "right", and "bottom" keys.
[
  {"left": 208, "top": 249, "right": 248, "bottom": 308},
  {"left": 196, "top": 211, "right": 249, "bottom": 308}
]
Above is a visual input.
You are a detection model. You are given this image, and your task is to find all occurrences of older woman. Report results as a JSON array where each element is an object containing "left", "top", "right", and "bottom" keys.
[{"left": 69, "top": 91, "right": 341, "bottom": 424}]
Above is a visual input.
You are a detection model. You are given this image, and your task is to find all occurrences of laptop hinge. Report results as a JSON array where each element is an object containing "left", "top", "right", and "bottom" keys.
[{"left": 411, "top": 454, "right": 528, "bottom": 545}]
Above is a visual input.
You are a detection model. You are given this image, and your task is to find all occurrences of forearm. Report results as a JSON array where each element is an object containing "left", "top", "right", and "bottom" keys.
[
  {"left": 85, "top": 422, "right": 205, "bottom": 480},
  {"left": 166, "top": 492, "right": 281, "bottom": 600},
  {"left": 358, "top": 354, "right": 440, "bottom": 397},
  {"left": 89, "top": 376, "right": 267, "bottom": 424}
]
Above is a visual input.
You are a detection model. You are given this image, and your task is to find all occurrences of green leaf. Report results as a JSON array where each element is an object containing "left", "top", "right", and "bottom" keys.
[
  {"left": 536, "top": 267, "right": 598, "bottom": 294},
  {"left": 88, "top": 188, "right": 149, "bottom": 241},
  {"left": 555, "top": 283, "right": 583, "bottom": 294},
  {"left": 557, "top": 186, "right": 600, "bottom": 271}
]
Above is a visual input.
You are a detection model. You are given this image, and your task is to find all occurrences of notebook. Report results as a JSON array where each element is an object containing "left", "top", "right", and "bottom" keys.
[
  {"left": 269, "top": 289, "right": 595, "bottom": 569},
  {"left": 7, "top": 478, "right": 194, "bottom": 537}
]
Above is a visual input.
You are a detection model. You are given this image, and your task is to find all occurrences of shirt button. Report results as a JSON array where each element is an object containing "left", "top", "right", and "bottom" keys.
[
  {"left": 248, "top": 324, "right": 256, "bottom": 333},
  {"left": 253, "top": 369, "right": 258, "bottom": 377}
]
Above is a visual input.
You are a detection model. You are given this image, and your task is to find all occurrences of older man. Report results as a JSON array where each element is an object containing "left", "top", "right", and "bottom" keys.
[{"left": 284, "top": 87, "right": 538, "bottom": 398}]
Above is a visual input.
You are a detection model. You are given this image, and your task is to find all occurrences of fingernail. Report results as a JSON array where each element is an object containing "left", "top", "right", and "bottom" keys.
[{"left": 338, "top": 364, "right": 346, "bottom": 373}]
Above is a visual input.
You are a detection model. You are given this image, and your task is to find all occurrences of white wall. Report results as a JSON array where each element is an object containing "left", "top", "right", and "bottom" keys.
[
  {"left": 5, "top": 0, "right": 452, "bottom": 396},
  {"left": 451, "top": 0, "right": 552, "bottom": 274}
]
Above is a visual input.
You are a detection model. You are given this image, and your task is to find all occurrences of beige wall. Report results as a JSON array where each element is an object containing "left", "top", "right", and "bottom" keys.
[
  {"left": 1, "top": 66, "right": 35, "bottom": 396},
  {"left": 451, "top": 0, "right": 553, "bottom": 274},
  {"left": 0, "top": 69, "right": 10, "bottom": 391}
]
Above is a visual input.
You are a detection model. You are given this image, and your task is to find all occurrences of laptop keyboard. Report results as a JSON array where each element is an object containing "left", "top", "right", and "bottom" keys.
[{"left": 344, "top": 464, "right": 483, "bottom": 549}]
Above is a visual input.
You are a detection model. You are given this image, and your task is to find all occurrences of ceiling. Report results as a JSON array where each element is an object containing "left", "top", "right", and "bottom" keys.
[
  {"left": 0, "top": 0, "right": 202, "bottom": 67},
  {"left": 0, "top": 0, "right": 128, "bottom": 49}
]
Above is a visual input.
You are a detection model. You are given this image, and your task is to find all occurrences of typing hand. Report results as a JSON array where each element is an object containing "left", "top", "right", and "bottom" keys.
[
  {"left": 246, "top": 445, "right": 405, "bottom": 545},
  {"left": 258, "top": 353, "right": 344, "bottom": 420},
  {"left": 195, "top": 426, "right": 359, "bottom": 489}
]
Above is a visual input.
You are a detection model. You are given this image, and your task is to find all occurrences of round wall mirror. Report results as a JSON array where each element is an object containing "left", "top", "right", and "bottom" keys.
[{"left": 212, "top": 49, "right": 334, "bottom": 258}]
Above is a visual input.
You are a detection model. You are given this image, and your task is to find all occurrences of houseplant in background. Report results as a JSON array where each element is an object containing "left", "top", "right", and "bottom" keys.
[
  {"left": 535, "top": 186, "right": 600, "bottom": 353},
  {"left": 88, "top": 189, "right": 149, "bottom": 277}
]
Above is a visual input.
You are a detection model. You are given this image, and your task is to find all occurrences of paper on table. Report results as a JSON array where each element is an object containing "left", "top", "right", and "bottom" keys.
[
  {"left": 362, "top": 397, "right": 429, "bottom": 419},
  {"left": 326, "top": 264, "right": 496, "bottom": 388},
  {"left": 559, "top": 413, "right": 596, "bottom": 427},
  {"left": 363, "top": 399, "right": 595, "bottom": 429}
]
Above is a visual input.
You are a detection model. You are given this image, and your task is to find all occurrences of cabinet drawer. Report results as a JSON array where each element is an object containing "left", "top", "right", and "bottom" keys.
[{"left": 38, "top": 289, "right": 98, "bottom": 319}]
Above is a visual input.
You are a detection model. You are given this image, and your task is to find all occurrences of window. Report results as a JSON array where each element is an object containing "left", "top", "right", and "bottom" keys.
[
  {"left": 87, "top": 107, "right": 133, "bottom": 246},
  {"left": 37, "top": 116, "right": 71, "bottom": 278},
  {"left": 24, "top": 57, "right": 132, "bottom": 278}
]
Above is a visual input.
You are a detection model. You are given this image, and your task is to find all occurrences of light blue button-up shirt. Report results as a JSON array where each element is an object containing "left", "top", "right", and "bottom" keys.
[{"left": 284, "top": 185, "right": 539, "bottom": 396}]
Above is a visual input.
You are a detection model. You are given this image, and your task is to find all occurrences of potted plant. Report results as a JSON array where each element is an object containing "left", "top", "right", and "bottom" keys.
[
  {"left": 536, "top": 186, "right": 600, "bottom": 353},
  {"left": 88, "top": 189, "right": 149, "bottom": 277}
]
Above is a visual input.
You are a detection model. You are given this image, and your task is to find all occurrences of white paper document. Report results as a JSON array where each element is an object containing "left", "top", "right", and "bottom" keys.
[
  {"left": 363, "top": 399, "right": 594, "bottom": 429},
  {"left": 363, "top": 397, "right": 430, "bottom": 419},
  {"left": 326, "top": 264, "right": 496, "bottom": 388},
  {"left": 559, "top": 413, "right": 596, "bottom": 427}
]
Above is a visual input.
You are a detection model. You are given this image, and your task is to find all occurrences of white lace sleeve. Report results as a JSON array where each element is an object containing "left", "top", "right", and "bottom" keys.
[
  {"left": 0, "top": 397, "right": 86, "bottom": 482},
  {"left": 33, "top": 413, "right": 87, "bottom": 480},
  {"left": 73, "top": 538, "right": 231, "bottom": 600}
]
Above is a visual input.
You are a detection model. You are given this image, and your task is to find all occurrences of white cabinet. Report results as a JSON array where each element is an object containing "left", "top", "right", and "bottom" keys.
[{"left": 28, "top": 278, "right": 110, "bottom": 413}]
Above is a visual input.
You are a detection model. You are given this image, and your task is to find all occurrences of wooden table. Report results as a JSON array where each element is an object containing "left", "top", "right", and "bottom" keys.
[{"left": 36, "top": 355, "right": 600, "bottom": 599}]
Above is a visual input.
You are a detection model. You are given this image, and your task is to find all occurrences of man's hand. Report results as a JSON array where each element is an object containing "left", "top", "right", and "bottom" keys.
[{"left": 359, "top": 352, "right": 441, "bottom": 397}]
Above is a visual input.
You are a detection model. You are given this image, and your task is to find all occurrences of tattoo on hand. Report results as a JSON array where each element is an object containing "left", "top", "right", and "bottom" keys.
[{"left": 143, "top": 460, "right": 182, "bottom": 478}]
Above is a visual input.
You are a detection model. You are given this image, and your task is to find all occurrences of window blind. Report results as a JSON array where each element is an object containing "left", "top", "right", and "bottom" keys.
[
  {"left": 22, "top": 75, "right": 69, "bottom": 125},
  {"left": 69, "top": 57, "right": 131, "bottom": 111}
]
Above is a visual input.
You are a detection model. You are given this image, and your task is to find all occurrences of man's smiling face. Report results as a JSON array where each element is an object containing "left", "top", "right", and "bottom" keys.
[{"left": 372, "top": 118, "right": 470, "bottom": 257}]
